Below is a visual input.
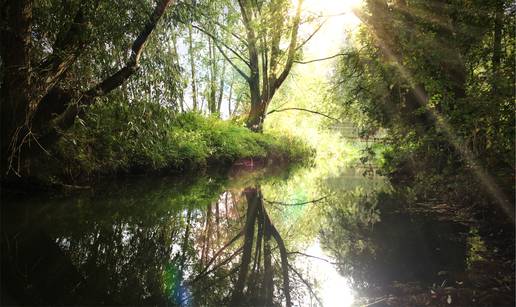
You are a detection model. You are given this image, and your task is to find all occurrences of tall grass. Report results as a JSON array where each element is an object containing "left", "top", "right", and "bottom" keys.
[{"left": 53, "top": 97, "right": 313, "bottom": 180}]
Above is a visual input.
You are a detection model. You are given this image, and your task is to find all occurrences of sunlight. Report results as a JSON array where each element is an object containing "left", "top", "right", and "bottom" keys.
[
  {"left": 364, "top": 28, "right": 514, "bottom": 221},
  {"left": 302, "top": 0, "right": 362, "bottom": 23},
  {"left": 297, "top": 0, "right": 363, "bottom": 61},
  {"left": 297, "top": 241, "right": 355, "bottom": 307}
]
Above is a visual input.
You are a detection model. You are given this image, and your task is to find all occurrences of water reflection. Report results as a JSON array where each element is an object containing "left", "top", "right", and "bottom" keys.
[
  {"left": 1, "top": 166, "right": 501, "bottom": 306},
  {"left": 319, "top": 190, "right": 472, "bottom": 306},
  {"left": 1, "top": 171, "right": 308, "bottom": 306},
  {"left": 297, "top": 241, "right": 355, "bottom": 307}
]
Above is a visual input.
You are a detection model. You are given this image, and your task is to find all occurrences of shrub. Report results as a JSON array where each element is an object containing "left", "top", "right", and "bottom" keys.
[{"left": 53, "top": 97, "right": 313, "bottom": 181}]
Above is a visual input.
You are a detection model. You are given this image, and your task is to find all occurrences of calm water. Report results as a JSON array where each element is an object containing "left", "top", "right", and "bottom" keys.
[{"left": 0, "top": 164, "right": 492, "bottom": 306}]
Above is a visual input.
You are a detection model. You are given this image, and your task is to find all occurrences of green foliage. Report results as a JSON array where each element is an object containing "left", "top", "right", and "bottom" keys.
[
  {"left": 332, "top": 0, "right": 515, "bottom": 197},
  {"left": 54, "top": 96, "right": 313, "bottom": 180},
  {"left": 32, "top": 0, "right": 183, "bottom": 107}
]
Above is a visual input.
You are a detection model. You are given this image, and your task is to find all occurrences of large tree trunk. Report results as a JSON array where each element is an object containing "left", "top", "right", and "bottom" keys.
[
  {"left": 0, "top": 0, "right": 32, "bottom": 175},
  {"left": 263, "top": 201, "right": 292, "bottom": 307},
  {"left": 262, "top": 205, "right": 274, "bottom": 306},
  {"left": 246, "top": 97, "right": 269, "bottom": 132},
  {"left": 242, "top": 4, "right": 262, "bottom": 131}
]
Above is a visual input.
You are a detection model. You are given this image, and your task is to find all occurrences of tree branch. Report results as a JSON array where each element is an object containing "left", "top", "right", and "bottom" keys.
[
  {"left": 294, "top": 52, "right": 354, "bottom": 64},
  {"left": 180, "top": 265, "right": 241, "bottom": 304},
  {"left": 267, "top": 107, "right": 340, "bottom": 121},
  {"left": 264, "top": 196, "right": 329, "bottom": 206},
  {"left": 287, "top": 251, "right": 343, "bottom": 265},
  {"left": 191, "top": 25, "right": 250, "bottom": 82},
  {"left": 188, "top": 245, "right": 244, "bottom": 285},
  {"left": 295, "top": 18, "right": 328, "bottom": 51},
  {"left": 182, "top": 2, "right": 247, "bottom": 44},
  {"left": 191, "top": 230, "right": 243, "bottom": 282},
  {"left": 130, "top": 0, "right": 172, "bottom": 63},
  {"left": 192, "top": 24, "right": 251, "bottom": 68},
  {"left": 288, "top": 263, "right": 324, "bottom": 307},
  {"left": 49, "top": 0, "right": 175, "bottom": 132},
  {"left": 208, "top": 34, "right": 251, "bottom": 82},
  {"left": 274, "top": 0, "right": 304, "bottom": 91}
]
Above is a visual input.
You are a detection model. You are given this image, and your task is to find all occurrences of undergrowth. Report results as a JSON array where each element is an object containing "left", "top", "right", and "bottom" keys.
[{"left": 50, "top": 97, "right": 313, "bottom": 182}]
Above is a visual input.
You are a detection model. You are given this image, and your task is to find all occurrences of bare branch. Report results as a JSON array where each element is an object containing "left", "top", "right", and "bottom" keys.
[
  {"left": 192, "top": 230, "right": 243, "bottom": 281},
  {"left": 295, "top": 18, "right": 328, "bottom": 51},
  {"left": 188, "top": 245, "right": 244, "bottom": 285},
  {"left": 286, "top": 251, "right": 343, "bottom": 265},
  {"left": 264, "top": 195, "right": 329, "bottom": 206},
  {"left": 306, "top": 11, "right": 350, "bottom": 18},
  {"left": 180, "top": 265, "right": 241, "bottom": 304},
  {"left": 288, "top": 263, "right": 324, "bottom": 307},
  {"left": 192, "top": 24, "right": 251, "bottom": 68},
  {"left": 267, "top": 107, "right": 340, "bottom": 121},
  {"left": 294, "top": 52, "right": 354, "bottom": 64},
  {"left": 210, "top": 37, "right": 250, "bottom": 82}
]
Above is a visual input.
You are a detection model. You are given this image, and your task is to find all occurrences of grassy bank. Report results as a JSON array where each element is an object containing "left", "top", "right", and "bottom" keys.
[{"left": 32, "top": 98, "right": 313, "bottom": 184}]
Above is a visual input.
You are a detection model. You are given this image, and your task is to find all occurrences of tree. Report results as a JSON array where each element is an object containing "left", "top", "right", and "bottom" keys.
[
  {"left": 238, "top": 0, "right": 304, "bottom": 131},
  {"left": 0, "top": 0, "right": 176, "bottom": 176},
  {"left": 331, "top": 0, "right": 514, "bottom": 216},
  {"left": 229, "top": 187, "right": 293, "bottom": 306},
  {"left": 191, "top": 0, "right": 304, "bottom": 131},
  {"left": 333, "top": 0, "right": 514, "bottom": 172},
  {"left": 187, "top": 21, "right": 199, "bottom": 111}
]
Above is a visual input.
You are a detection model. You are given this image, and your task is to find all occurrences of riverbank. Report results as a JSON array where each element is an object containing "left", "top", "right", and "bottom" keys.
[{"left": 2, "top": 105, "right": 314, "bottom": 191}]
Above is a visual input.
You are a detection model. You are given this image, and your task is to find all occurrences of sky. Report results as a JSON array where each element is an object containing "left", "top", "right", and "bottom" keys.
[{"left": 300, "top": 0, "right": 362, "bottom": 60}]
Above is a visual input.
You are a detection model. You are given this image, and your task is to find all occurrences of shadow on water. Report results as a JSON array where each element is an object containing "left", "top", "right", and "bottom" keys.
[
  {"left": 319, "top": 187, "right": 514, "bottom": 306},
  {"left": 321, "top": 197, "right": 468, "bottom": 296},
  {"left": 1, "top": 165, "right": 514, "bottom": 306}
]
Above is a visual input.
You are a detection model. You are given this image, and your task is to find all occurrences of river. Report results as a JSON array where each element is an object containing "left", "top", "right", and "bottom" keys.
[{"left": 0, "top": 161, "right": 509, "bottom": 306}]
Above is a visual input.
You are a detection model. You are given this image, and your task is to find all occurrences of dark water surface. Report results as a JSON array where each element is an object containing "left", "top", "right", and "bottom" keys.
[{"left": 0, "top": 165, "right": 507, "bottom": 306}]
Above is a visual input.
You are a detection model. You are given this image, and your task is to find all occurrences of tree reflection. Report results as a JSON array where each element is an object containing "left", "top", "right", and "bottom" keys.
[
  {"left": 229, "top": 187, "right": 292, "bottom": 306},
  {"left": 185, "top": 187, "right": 295, "bottom": 307},
  {"left": 1, "top": 177, "right": 300, "bottom": 306}
]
